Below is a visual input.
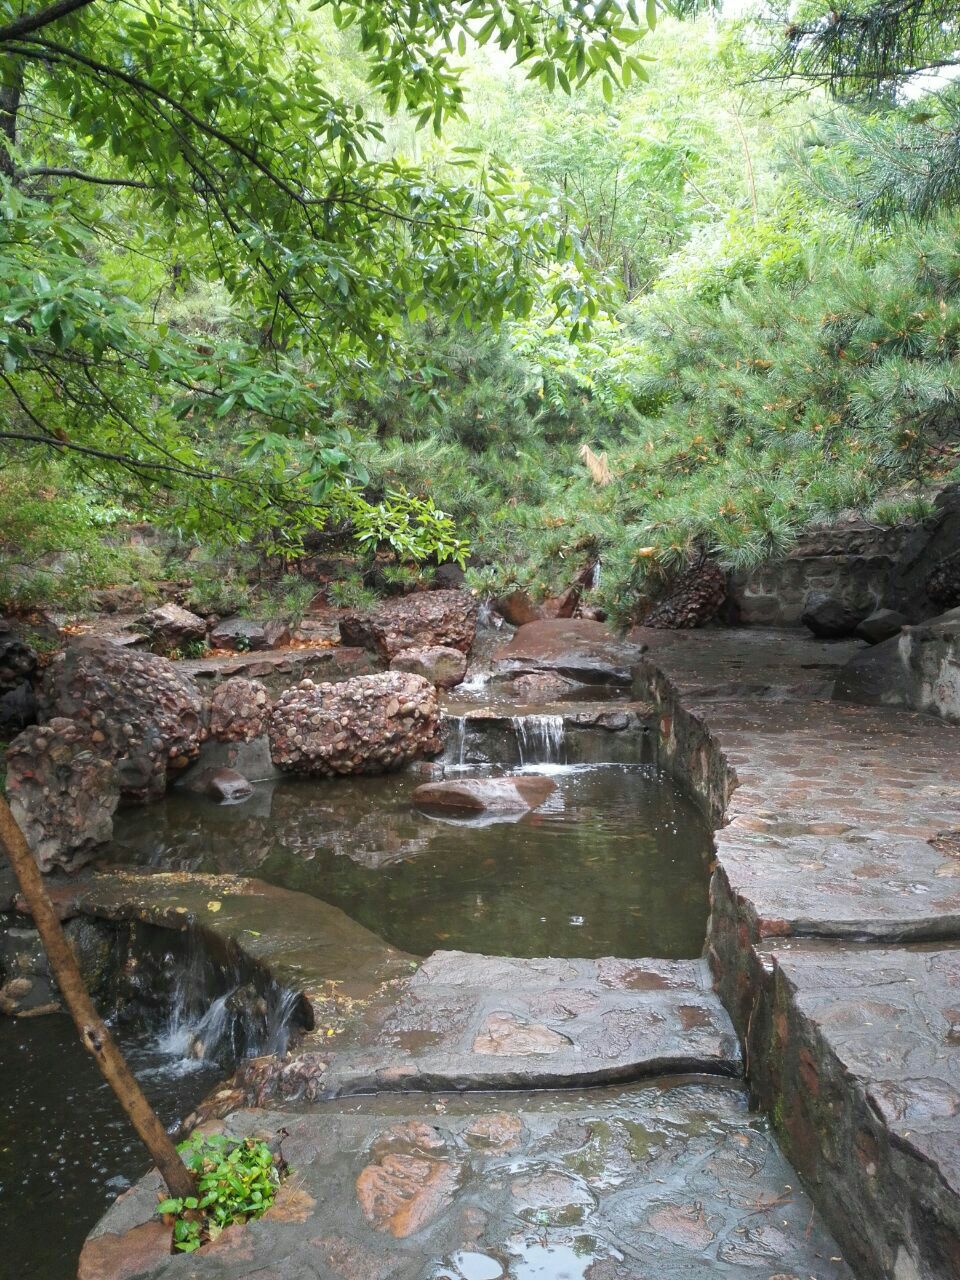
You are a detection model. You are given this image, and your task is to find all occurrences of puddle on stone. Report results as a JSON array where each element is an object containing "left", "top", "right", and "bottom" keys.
[{"left": 107, "top": 763, "right": 712, "bottom": 959}]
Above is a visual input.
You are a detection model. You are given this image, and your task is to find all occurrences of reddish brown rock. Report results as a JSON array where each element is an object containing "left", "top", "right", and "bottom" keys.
[
  {"left": 412, "top": 776, "right": 555, "bottom": 814},
  {"left": 472, "top": 1012, "right": 572, "bottom": 1056},
  {"left": 209, "top": 676, "right": 272, "bottom": 742},
  {"left": 494, "top": 589, "right": 543, "bottom": 627},
  {"left": 340, "top": 589, "right": 478, "bottom": 660},
  {"left": 510, "top": 672, "right": 582, "bottom": 701},
  {"left": 390, "top": 645, "right": 467, "bottom": 689},
  {"left": 4, "top": 718, "right": 120, "bottom": 871},
  {"left": 77, "top": 1220, "right": 171, "bottom": 1280},
  {"left": 494, "top": 619, "right": 645, "bottom": 685},
  {"left": 269, "top": 671, "right": 440, "bottom": 776},
  {"left": 40, "top": 638, "right": 204, "bottom": 802},
  {"left": 463, "top": 1113, "right": 523, "bottom": 1150},
  {"left": 356, "top": 1126, "right": 461, "bottom": 1239}
]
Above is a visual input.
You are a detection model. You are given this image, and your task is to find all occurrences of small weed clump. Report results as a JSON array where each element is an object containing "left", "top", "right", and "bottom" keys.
[{"left": 157, "top": 1134, "right": 283, "bottom": 1254}]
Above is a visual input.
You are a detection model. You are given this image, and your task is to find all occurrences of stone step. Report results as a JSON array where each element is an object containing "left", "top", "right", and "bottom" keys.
[
  {"left": 80, "top": 1079, "right": 854, "bottom": 1280},
  {"left": 319, "top": 951, "right": 742, "bottom": 1096},
  {"left": 745, "top": 941, "right": 960, "bottom": 1280}
]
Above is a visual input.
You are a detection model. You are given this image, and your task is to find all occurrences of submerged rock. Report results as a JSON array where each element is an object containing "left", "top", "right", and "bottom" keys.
[
  {"left": 340, "top": 589, "right": 478, "bottom": 660},
  {"left": 412, "top": 776, "right": 556, "bottom": 813},
  {"left": 509, "top": 672, "right": 583, "bottom": 702},
  {"left": 182, "top": 765, "right": 254, "bottom": 803},
  {"left": 269, "top": 670, "right": 441, "bottom": 776},
  {"left": 4, "top": 718, "right": 120, "bottom": 871},
  {"left": 40, "top": 638, "right": 205, "bottom": 802},
  {"left": 390, "top": 645, "right": 467, "bottom": 689}
]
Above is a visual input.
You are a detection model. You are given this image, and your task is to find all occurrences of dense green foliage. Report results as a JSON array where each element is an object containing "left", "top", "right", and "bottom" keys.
[
  {"left": 3, "top": 1, "right": 960, "bottom": 623},
  {"left": 156, "top": 1134, "right": 280, "bottom": 1253}
]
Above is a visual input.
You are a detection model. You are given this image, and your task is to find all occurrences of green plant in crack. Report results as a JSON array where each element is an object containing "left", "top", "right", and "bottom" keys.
[{"left": 156, "top": 1134, "right": 283, "bottom": 1253}]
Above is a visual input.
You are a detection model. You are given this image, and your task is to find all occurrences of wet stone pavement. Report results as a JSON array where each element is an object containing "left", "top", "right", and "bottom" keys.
[
  {"left": 82, "top": 1081, "right": 853, "bottom": 1280},
  {"left": 77, "top": 624, "right": 960, "bottom": 1279}
]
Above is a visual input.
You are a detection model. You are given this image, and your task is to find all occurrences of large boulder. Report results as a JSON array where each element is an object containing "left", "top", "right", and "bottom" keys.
[
  {"left": 137, "top": 602, "right": 207, "bottom": 646},
  {"left": 40, "top": 639, "right": 205, "bottom": 802},
  {"left": 832, "top": 637, "right": 908, "bottom": 708},
  {"left": 642, "top": 560, "right": 727, "bottom": 629},
  {"left": 4, "top": 719, "right": 120, "bottom": 872},
  {"left": 269, "top": 671, "right": 441, "bottom": 776},
  {"left": 413, "top": 776, "right": 556, "bottom": 813},
  {"left": 493, "top": 619, "right": 645, "bottom": 685},
  {"left": 855, "top": 608, "right": 907, "bottom": 645},
  {"left": 209, "top": 617, "right": 291, "bottom": 652},
  {"left": 208, "top": 677, "right": 271, "bottom": 742},
  {"left": 390, "top": 646, "right": 467, "bottom": 690},
  {"left": 494, "top": 589, "right": 542, "bottom": 628},
  {"left": 340, "top": 590, "right": 478, "bottom": 660},
  {"left": 800, "top": 591, "right": 869, "bottom": 639}
]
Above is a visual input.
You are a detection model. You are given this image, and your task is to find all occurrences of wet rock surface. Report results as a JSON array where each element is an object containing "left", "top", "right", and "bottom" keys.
[
  {"left": 81, "top": 1082, "right": 852, "bottom": 1280},
  {"left": 637, "top": 625, "right": 960, "bottom": 1278},
  {"left": 390, "top": 645, "right": 467, "bottom": 689},
  {"left": 178, "top": 643, "right": 380, "bottom": 694},
  {"left": 269, "top": 671, "right": 441, "bottom": 776},
  {"left": 412, "top": 776, "right": 556, "bottom": 814},
  {"left": 40, "top": 638, "right": 205, "bottom": 802},
  {"left": 181, "top": 765, "right": 254, "bottom": 804},
  {"left": 4, "top": 718, "right": 120, "bottom": 871},
  {"left": 320, "top": 952, "right": 741, "bottom": 1095},
  {"left": 493, "top": 619, "right": 645, "bottom": 685},
  {"left": 340, "top": 589, "right": 479, "bottom": 661}
]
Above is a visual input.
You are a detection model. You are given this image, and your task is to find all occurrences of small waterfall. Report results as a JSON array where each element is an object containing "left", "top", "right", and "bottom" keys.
[
  {"left": 589, "top": 560, "right": 601, "bottom": 590},
  {"left": 124, "top": 927, "right": 304, "bottom": 1066},
  {"left": 512, "top": 714, "right": 567, "bottom": 766},
  {"left": 477, "top": 600, "right": 502, "bottom": 629},
  {"left": 444, "top": 715, "right": 469, "bottom": 768}
]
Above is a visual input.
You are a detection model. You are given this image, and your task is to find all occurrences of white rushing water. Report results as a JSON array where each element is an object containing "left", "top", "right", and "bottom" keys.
[{"left": 511, "top": 714, "right": 566, "bottom": 766}]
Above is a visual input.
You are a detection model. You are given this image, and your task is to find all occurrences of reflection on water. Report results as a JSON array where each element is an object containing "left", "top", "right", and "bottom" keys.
[
  {"left": 107, "top": 763, "right": 712, "bottom": 960},
  {"left": 0, "top": 1015, "right": 221, "bottom": 1280}
]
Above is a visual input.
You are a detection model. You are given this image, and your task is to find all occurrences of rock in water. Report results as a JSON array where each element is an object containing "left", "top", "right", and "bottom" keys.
[
  {"left": 269, "top": 671, "right": 441, "bottom": 776},
  {"left": 4, "top": 719, "right": 120, "bottom": 871},
  {"left": 340, "top": 589, "right": 478, "bottom": 660},
  {"left": 390, "top": 645, "right": 467, "bottom": 689},
  {"left": 40, "top": 638, "right": 205, "bottom": 802},
  {"left": 181, "top": 765, "right": 253, "bottom": 803},
  {"left": 412, "top": 776, "right": 556, "bottom": 813},
  {"left": 643, "top": 559, "right": 727, "bottom": 629},
  {"left": 137, "top": 602, "right": 207, "bottom": 645}
]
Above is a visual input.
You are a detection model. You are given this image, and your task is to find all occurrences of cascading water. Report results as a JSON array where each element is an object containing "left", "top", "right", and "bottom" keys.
[
  {"left": 444, "top": 715, "right": 469, "bottom": 769},
  {"left": 511, "top": 714, "right": 567, "bottom": 767},
  {"left": 122, "top": 926, "right": 304, "bottom": 1067}
]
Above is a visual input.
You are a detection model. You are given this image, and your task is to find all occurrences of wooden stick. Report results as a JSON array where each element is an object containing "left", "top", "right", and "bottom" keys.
[{"left": 0, "top": 793, "right": 196, "bottom": 1199}]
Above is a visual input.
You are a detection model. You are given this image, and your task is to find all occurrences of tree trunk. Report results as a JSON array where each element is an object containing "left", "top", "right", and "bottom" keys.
[
  {"left": 0, "top": 56, "right": 23, "bottom": 181},
  {"left": 0, "top": 794, "right": 196, "bottom": 1200}
]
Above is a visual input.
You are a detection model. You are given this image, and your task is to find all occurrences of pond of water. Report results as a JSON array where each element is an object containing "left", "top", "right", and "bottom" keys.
[
  {"left": 107, "top": 761, "right": 712, "bottom": 960},
  {"left": 0, "top": 1015, "right": 221, "bottom": 1280}
]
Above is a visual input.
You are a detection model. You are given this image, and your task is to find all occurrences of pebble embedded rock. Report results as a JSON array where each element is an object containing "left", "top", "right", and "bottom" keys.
[
  {"left": 209, "top": 677, "right": 272, "bottom": 743},
  {"left": 389, "top": 645, "right": 467, "bottom": 689},
  {"left": 40, "top": 638, "right": 205, "bottom": 802},
  {"left": 269, "top": 671, "right": 441, "bottom": 776},
  {"left": 340, "top": 589, "right": 478, "bottom": 660},
  {"left": 4, "top": 718, "right": 120, "bottom": 871},
  {"left": 412, "top": 776, "right": 556, "bottom": 814}
]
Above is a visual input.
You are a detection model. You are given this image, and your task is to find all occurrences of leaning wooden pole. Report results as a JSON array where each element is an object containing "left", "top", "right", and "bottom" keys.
[{"left": 0, "top": 793, "right": 196, "bottom": 1199}]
